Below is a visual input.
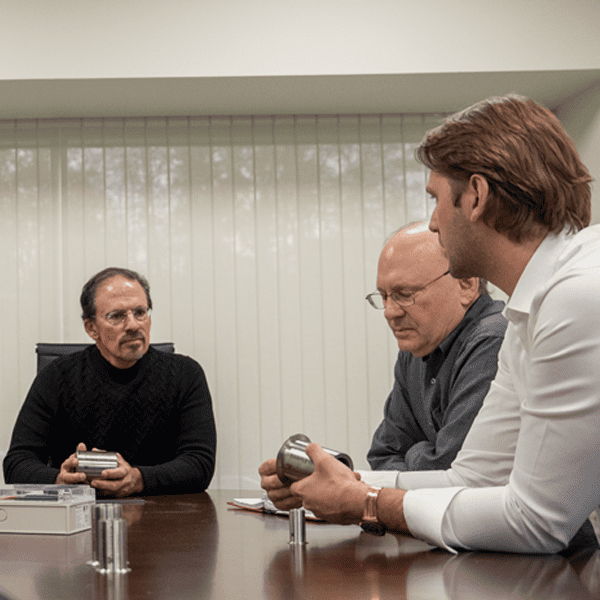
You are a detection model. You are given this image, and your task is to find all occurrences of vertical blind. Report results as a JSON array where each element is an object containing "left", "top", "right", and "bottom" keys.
[{"left": 0, "top": 114, "right": 444, "bottom": 488}]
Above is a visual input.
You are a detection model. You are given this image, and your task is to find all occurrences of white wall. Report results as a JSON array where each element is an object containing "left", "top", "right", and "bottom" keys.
[
  {"left": 0, "top": 114, "right": 439, "bottom": 488},
  {"left": 2, "top": 1, "right": 599, "bottom": 120},
  {"left": 1, "top": 0, "right": 599, "bottom": 487},
  {"left": 2, "top": 0, "right": 599, "bottom": 80},
  {"left": 556, "top": 80, "right": 600, "bottom": 224}
]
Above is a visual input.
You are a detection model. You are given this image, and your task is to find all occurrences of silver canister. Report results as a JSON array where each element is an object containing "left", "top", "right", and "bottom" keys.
[
  {"left": 90, "top": 503, "right": 123, "bottom": 567},
  {"left": 289, "top": 507, "right": 307, "bottom": 545},
  {"left": 94, "top": 570, "right": 128, "bottom": 600},
  {"left": 98, "top": 517, "right": 131, "bottom": 574},
  {"left": 77, "top": 450, "right": 119, "bottom": 479},
  {"left": 276, "top": 433, "right": 354, "bottom": 484}
]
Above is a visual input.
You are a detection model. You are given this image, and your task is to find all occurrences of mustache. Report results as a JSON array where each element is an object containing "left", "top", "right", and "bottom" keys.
[{"left": 120, "top": 333, "right": 145, "bottom": 344}]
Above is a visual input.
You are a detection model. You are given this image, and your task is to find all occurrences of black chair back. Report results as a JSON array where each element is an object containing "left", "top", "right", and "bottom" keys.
[{"left": 35, "top": 342, "right": 175, "bottom": 373}]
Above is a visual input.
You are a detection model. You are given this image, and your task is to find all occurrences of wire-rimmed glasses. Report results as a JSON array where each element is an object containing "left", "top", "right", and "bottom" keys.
[
  {"left": 366, "top": 270, "right": 450, "bottom": 310},
  {"left": 102, "top": 307, "right": 152, "bottom": 326}
]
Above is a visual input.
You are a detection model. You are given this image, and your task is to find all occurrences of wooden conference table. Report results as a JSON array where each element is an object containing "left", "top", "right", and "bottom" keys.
[{"left": 0, "top": 489, "right": 599, "bottom": 600}]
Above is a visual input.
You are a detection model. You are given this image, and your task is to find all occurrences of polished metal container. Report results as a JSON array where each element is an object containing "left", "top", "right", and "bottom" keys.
[
  {"left": 76, "top": 450, "right": 119, "bottom": 479},
  {"left": 90, "top": 503, "right": 123, "bottom": 567},
  {"left": 276, "top": 433, "right": 354, "bottom": 484},
  {"left": 289, "top": 507, "right": 307, "bottom": 545},
  {"left": 98, "top": 517, "right": 131, "bottom": 574}
]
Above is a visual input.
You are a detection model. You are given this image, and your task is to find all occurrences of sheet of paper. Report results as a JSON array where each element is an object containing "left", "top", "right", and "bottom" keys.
[{"left": 230, "top": 493, "right": 322, "bottom": 520}]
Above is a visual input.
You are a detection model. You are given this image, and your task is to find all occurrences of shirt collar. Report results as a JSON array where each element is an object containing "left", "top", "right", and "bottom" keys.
[{"left": 504, "top": 227, "right": 572, "bottom": 318}]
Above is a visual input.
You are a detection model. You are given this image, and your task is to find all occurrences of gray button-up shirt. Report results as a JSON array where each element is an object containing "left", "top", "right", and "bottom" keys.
[{"left": 367, "top": 294, "right": 507, "bottom": 471}]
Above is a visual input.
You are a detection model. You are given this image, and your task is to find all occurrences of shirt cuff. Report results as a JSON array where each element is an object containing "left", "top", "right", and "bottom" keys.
[
  {"left": 356, "top": 469, "right": 400, "bottom": 488},
  {"left": 403, "top": 487, "right": 465, "bottom": 553}
]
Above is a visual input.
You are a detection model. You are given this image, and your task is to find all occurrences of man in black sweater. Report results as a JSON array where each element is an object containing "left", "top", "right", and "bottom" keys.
[{"left": 3, "top": 267, "right": 216, "bottom": 497}]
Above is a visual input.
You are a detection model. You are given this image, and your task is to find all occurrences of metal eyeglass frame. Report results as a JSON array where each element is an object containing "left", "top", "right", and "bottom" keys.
[
  {"left": 102, "top": 307, "right": 152, "bottom": 326},
  {"left": 365, "top": 270, "right": 450, "bottom": 310}
]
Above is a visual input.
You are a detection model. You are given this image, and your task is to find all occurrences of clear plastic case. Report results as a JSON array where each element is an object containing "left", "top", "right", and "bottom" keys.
[{"left": 0, "top": 484, "right": 96, "bottom": 534}]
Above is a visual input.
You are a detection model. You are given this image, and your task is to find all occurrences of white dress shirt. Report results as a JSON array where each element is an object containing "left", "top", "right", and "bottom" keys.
[{"left": 361, "top": 224, "right": 600, "bottom": 552}]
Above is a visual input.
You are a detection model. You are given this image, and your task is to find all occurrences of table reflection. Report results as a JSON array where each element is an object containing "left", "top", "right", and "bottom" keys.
[
  {"left": 443, "top": 551, "right": 600, "bottom": 600},
  {"left": 126, "top": 494, "right": 219, "bottom": 600},
  {"left": 265, "top": 529, "right": 600, "bottom": 600},
  {"left": 0, "top": 492, "right": 598, "bottom": 600}
]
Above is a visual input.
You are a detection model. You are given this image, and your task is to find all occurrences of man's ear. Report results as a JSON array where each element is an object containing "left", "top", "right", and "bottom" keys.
[
  {"left": 462, "top": 174, "right": 490, "bottom": 223},
  {"left": 457, "top": 277, "right": 480, "bottom": 307},
  {"left": 84, "top": 319, "right": 99, "bottom": 341}
]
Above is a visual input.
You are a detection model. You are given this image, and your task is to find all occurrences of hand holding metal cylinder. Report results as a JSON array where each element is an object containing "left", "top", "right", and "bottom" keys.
[
  {"left": 276, "top": 433, "right": 354, "bottom": 485},
  {"left": 77, "top": 450, "right": 119, "bottom": 480}
]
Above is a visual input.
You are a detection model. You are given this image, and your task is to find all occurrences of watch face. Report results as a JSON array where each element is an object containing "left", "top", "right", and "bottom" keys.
[{"left": 360, "top": 521, "right": 386, "bottom": 536}]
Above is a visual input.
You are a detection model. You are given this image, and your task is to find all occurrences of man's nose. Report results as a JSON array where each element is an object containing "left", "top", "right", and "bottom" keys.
[
  {"left": 123, "top": 311, "right": 140, "bottom": 330},
  {"left": 384, "top": 299, "right": 406, "bottom": 320},
  {"left": 429, "top": 209, "right": 439, "bottom": 232}
]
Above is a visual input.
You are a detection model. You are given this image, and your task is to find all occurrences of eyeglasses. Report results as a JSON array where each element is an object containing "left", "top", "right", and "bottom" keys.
[
  {"left": 366, "top": 270, "right": 450, "bottom": 310},
  {"left": 102, "top": 307, "right": 152, "bottom": 326}
]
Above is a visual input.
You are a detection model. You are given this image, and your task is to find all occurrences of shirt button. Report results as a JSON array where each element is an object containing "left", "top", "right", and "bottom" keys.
[{"left": 430, "top": 378, "right": 436, "bottom": 384}]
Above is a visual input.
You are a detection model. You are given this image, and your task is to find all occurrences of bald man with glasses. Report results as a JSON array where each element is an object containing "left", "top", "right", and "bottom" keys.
[
  {"left": 4, "top": 267, "right": 216, "bottom": 498},
  {"left": 364, "top": 224, "right": 507, "bottom": 472}
]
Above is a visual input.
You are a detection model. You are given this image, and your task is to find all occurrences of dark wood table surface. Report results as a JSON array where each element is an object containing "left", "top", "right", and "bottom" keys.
[{"left": 0, "top": 489, "right": 599, "bottom": 599}]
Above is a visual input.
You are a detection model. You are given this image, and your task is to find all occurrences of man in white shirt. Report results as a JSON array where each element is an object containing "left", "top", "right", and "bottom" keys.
[{"left": 259, "top": 94, "right": 600, "bottom": 554}]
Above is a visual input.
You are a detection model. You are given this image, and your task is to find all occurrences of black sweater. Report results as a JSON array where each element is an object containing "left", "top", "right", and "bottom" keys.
[{"left": 3, "top": 345, "right": 216, "bottom": 494}]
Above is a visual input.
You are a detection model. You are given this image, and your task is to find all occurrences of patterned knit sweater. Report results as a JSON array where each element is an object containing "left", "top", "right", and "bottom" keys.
[{"left": 3, "top": 345, "right": 216, "bottom": 494}]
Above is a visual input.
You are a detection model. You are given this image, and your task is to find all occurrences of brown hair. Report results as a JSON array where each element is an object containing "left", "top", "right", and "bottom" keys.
[
  {"left": 417, "top": 94, "right": 592, "bottom": 242},
  {"left": 80, "top": 267, "right": 152, "bottom": 320}
]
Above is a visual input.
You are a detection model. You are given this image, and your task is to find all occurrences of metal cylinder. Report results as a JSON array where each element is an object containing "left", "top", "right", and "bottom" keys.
[
  {"left": 276, "top": 433, "right": 354, "bottom": 484},
  {"left": 77, "top": 450, "right": 119, "bottom": 479},
  {"left": 94, "top": 570, "right": 128, "bottom": 600},
  {"left": 90, "top": 503, "right": 124, "bottom": 567},
  {"left": 289, "top": 507, "right": 307, "bottom": 545},
  {"left": 98, "top": 517, "right": 130, "bottom": 574},
  {"left": 289, "top": 541, "right": 306, "bottom": 579}
]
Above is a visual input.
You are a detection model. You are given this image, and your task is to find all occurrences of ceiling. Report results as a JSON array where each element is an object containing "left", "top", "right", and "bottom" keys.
[{"left": 1, "top": 69, "right": 599, "bottom": 120}]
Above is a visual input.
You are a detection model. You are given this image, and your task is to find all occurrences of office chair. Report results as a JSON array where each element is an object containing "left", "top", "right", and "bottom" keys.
[{"left": 35, "top": 342, "right": 175, "bottom": 373}]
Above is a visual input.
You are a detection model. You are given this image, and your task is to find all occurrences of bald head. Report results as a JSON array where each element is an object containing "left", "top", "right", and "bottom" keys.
[
  {"left": 380, "top": 228, "right": 447, "bottom": 275},
  {"left": 375, "top": 225, "right": 481, "bottom": 357}
]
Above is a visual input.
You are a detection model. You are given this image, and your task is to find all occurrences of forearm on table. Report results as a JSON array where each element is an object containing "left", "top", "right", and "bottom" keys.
[
  {"left": 5, "top": 455, "right": 58, "bottom": 485},
  {"left": 367, "top": 421, "right": 415, "bottom": 472},
  {"left": 137, "top": 450, "right": 215, "bottom": 493},
  {"left": 344, "top": 476, "right": 410, "bottom": 533},
  {"left": 376, "top": 487, "right": 410, "bottom": 534}
]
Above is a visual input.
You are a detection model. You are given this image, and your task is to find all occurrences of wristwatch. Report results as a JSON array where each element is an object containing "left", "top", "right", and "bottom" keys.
[{"left": 359, "top": 486, "right": 386, "bottom": 536}]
